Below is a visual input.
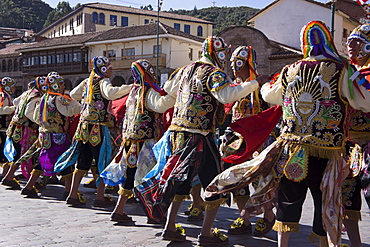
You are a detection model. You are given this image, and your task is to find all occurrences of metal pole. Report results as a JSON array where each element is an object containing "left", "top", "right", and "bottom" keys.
[
  {"left": 156, "top": 0, "right": 161, "bottom": 80},
  {"left": 331, "top": 0, "right": 336, "bottom": 38}
]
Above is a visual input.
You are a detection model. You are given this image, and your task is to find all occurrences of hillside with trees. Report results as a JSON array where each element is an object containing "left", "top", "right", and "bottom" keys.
[
  {"left": 0, "top": 0, "right": 52, "bottom": 32},
  {"left": 168, "top": 6, "right": 259, "bottom": 34}
]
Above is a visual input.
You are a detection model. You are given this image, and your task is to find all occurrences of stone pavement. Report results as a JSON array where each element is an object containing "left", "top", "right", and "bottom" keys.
[{"left": 1, "top": 170, "right": 370, "bottom": 247}]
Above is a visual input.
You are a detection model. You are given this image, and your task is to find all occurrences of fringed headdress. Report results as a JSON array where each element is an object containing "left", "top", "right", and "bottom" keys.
[
  {"left": 86, "top": 56, "right": 111, "bottom": 104},
  {"left": 230, "top": 46, "right": 259, "bottom": 81},
  {"left": 38, "top": 74, "right": 71, "bottom": 124},
  {"left": 202, "top": 36, "right": 230, "bottom": 69},
  {"left": 0, "top": 77, "right": 15, "bottom": 107},
  {"left": 346, "top": 1, "right": 370, "bottom": 95},
  {"left": 130, "top": 59, "right": 166, "bottom": 114},
  {"left": 230, "top": 46, "right": 260, "bottom": 115},
  {"left": 300, "top": 20, "right": 342, "bottom": 61}
]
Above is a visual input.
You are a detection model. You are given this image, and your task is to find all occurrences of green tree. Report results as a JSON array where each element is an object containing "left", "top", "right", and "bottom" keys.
[
  {"left": 0, "top": 0, "right": 52, "bottom": 32},
  {"left": 43, "top": 1, "right": 73, "bottom": 28}
]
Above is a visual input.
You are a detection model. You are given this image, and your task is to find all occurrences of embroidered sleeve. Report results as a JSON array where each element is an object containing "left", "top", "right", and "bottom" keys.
[{"left": 207, "top": 70, "right": 230, "bottom": 92}]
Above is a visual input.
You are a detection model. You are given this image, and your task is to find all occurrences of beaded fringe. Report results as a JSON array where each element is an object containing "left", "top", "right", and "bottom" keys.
[
  {"left": 203, "top": 198, "right": 227, "bottom": 211},
  {"left": 173, "top": 194, "right": 190, "bottom": 202},
  {"left": 272, "top": 220, "right": 299, "bottom": 233}
]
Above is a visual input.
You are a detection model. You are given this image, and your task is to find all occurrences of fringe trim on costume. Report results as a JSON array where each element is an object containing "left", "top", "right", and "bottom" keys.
[
  {"left": 349, "top": 132, "right": 370, "bottom": 143},
  {"left": 173, "top": 194, "right": 189, "bottom": 202},
  {"left": 343, "top": 209, "right": 362, "bottom": 221},
  {"left": 118, "top": 188, "right": 133, "bottom": 198},
  {"left": 73, "top": 168, "right": 88, "bottom": 177},
  {"left": 203, "top": 198, "right": 227, "bottom": 211},
  {"left": 30, "top": 169, "right": 44, "bottom": 177},
  {"left": 272, "top": 220, "right": 299, "bottom": 233},
  {"left": 278, "top": 138, "right": 344, "bottom": 161},
  {"left": 233, "top": 195, "right": 250, "bottom": 205},
  {"left": 308, "top": 231, "right": 328, "bottom": 246},
  {"left": 60, "top": 173, "right": 73, "bottom": 181}
]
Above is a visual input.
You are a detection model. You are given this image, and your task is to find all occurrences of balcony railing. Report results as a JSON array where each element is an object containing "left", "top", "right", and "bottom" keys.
[
  {"left": 109, "top": 53, "right": 166, "bottom": 69},
  {"left": 22, "top": 62, "right": 89, "bottom": 76}
]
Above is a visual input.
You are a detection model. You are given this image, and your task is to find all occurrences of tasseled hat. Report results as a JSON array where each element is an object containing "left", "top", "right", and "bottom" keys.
[
  {"left": 202, "top": 36, "right": 230, "bottom": 69},
  {"left": 300, "top": 20, "right": 342, "bottom": 61},
  {"left": 347, "top": 24, "right": 370, "bottom": 60},
  {"left": 230, "top": 46, "right": 258, "bottom": 81}
]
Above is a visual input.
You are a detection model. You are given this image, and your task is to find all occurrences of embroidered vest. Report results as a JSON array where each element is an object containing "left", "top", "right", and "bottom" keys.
[
  {"left": 121, "top": 84, "right": 161, "bottom": 141},
  {"left": 75, "top": 77, "right": 113, "bottom": 146},
  {"left": 169, "top": 62, "right": 227, "bottom": 133},
  {"left": 6, "top": 89, "right": 40, "bottom": 143},
  {"left": 347, "top": 106, "right": 370, "bottom": 142},
  {"left": 232, "top": 90, "right": 261, "bottom": 122},
  {"left": 280, "top": 59, "right": 347, "bottom": 150},
  {"left": 79, "top": 77, "right": 114, "bottom": 126}
]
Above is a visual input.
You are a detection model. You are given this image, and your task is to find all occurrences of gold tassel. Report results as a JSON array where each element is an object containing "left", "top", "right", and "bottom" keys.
[
  {"left": 73, "top": 168, "right": 88, "bottom": 177},
  {"left": 30, "top": 169, "right": 44, "bottom": 177},
  {"left": 203, "top": 198, "right": 227, "bottom": 211},
  {"left": 343, "top": 209, "right": 362, "bottom": 221},
  {"left": 118, "top": 188, "right": 133, "bottom": 198},
  {"left": 278, "top": 138, "right": 344, "bottom": 161},
  {"left": 272, "top": 220, "right": 299, "bottom": 233}
]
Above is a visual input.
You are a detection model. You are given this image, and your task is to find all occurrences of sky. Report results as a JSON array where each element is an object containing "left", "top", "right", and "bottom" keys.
[{"left": 43, "top": 0, "right": 330, "bottom": 10}]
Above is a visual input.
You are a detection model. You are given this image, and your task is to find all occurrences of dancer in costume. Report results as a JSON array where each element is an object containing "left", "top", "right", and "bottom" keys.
[
  {"left": 143, "top": 36, "right": 270, "bottom": 245},
  {"left": 1, "top": 77, "right": 42, "bottom": 189},
  {"left": 20, "top": 74, "right": 81, "bottom": 198},
  {"left": 223, "top": 46, "right": 277, "bottom": 237},
  {"left": 54, "top": 56, "right": 131, "bottom": 207},
  {"left": 0, "top": 77, "right": 16, "bottom": 181},
  {"left": 101, "top": 59, "right": 163, "bottom": 223},
  {"left": 340, "top": 22, "right": 370, "bottom": 247},
  {"left": 206, "top": 20, "right": 370, "bottom": 247}
]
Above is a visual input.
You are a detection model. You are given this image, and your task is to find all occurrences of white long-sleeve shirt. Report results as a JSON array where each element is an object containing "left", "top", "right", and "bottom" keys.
[
  {"left": 261, "top": 55, "right": 370, "bottom": 113},
  {"left": 70, "top": 78, "right": 131, "bottom": 101}
]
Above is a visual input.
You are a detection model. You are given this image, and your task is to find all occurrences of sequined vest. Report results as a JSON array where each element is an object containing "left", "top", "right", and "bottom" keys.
[
  {"left": 79, "top": 77, "right": 114, "bottom": 126},
  {"left": 280, "top": 59, "right": 347, "bottom": 149},
  {"left": 38, "top": 96, "right": 69, "bottom": 134},
  {"left": 169, "top": 62, "right": 226, "bottom": 133},
  {"left": 121, "top": 84, "right": 161, "bottom": 141},
  {"left": 347, "top": 106, "right": 370, "bottom": 142},
  {"left": 232, "top": 90, "right": 261, "bottom": 122},
  {"left": 6, "top": 89, "right": 40, "bottom": 143}
]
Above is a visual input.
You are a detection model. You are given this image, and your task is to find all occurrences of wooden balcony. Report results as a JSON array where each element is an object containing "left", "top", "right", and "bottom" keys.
[
  {"left": 22, "top": 62, "right": 89, "bottom": 76},
  {"left": 109, "top": 53, "right": 166, "bottom": 70}
]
